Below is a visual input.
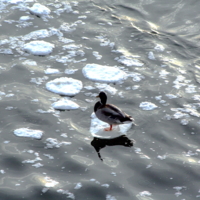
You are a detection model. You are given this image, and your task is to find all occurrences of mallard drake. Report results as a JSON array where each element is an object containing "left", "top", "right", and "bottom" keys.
[{"left": 94, "top": 91, "right": 134, "bottom": 131}]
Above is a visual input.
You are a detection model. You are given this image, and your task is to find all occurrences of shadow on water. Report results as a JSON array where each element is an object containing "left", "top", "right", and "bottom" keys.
[{"left": 91, "top": 135, "right": 135, "bottom": 161}]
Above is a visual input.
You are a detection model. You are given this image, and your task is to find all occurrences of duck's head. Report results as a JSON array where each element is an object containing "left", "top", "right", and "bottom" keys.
[{"left": 96, "top": 91, "right": 107, "bottom": 105}]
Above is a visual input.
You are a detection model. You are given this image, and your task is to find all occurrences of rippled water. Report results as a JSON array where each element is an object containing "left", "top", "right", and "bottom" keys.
[{"left": 1, "top": 0, "right": 200, "bottom": 199}]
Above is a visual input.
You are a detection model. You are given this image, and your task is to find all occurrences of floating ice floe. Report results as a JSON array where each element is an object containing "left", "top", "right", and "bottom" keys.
[
  {"left": 29, "top": 3, "right": 51, "bottom": 16},
  {"left": 46, "top": 77, "right": 83, "bottom": 96},
  {"left": 44, "top": 68, "right": 60, "bottom": 74},
  {"left": 139, "top": 102, "right": 158, "bottom": 110},
  {"left": 52, "top": 98, "right": 79, "bottom": 110},
  {"left": 115, "top": 55, "right": 144, "bottom": 67},
  {"left": 90, "top": 113, "right": 133, "bottom": 139},
  {"left": 14, "top": 128, "right": 43, "bottom": 139},
  {"left": 24, "top": 40, "right": 55, "bottom": 56},
  {"left": 82, "top": 64, "right": 126, "bottom": 83}
]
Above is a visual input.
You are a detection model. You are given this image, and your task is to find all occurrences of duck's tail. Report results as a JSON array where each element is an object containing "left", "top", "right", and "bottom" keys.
[{"left": 123, "top": 116, "right": 138, "bottom": 126}]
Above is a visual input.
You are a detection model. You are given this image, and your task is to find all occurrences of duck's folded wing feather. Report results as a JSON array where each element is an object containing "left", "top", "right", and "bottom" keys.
[
  {"left": 100, "top": 104, "right": 127, "bottom": 121},
  {"left": 105, "top": 104, "right": 126, "bottom": 117}
]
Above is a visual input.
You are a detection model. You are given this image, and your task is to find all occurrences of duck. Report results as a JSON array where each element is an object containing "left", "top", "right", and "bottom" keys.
[{"left": 94, "top": 91, "right": 135, "bottom": 131}]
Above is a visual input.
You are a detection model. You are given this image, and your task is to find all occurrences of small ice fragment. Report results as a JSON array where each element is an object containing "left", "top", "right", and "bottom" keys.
[
  {"left": 129, "top": 72, "right": 145, "bottom": 82},
  {"left": 23, "top": 29, "right": 51, "bottom": 40},
  {"left": 180, "top": 119, "right": 189, "bottom": 125},
  {"left": 154, "top": 44, "right": 165, "bottom": 52},
  {"left": 45, "top": 138, "right": 71, "bottom": 149},
  {"left": 14, "top": 128, "right": 43, "bottom": 139},
  {"left": 106, "top": 195, "right": 117, "bottom": 200},
  {"left": 44, "top": 177, "right": 59, "bottom": 187},
  {"left": 185, "top": 85, "right": 196, "bottom": 93},
  {"left": 32, "top": 163, "right": 43, "bottom": 168},
  {"left": 116, "top": 55, "right": 144, "bottom": 67},
  {"left": 92, "top": 51, "right": 102, "bottom": 60},
  {"left": 42, "top": 187, "right": 49, "bottom": 193},
  {"left": 74, "top": 182, "right": 82, "bottom": 189},
  {"left": 139, "top": 102, "right": 158, "bottom": 110},
  {"left": 95, "top": 83, "right": 117, "bottom": 95},
  {"left": 44, "top": 68, "right": 60, "bottom": 74},
  {"left": 101, "top": 184, "right": 109, "bottom": 188},
  {"left": 65, "top": 69, "right": 78, "bottom": 74},
  {"left": 165, "top": 94, "right": 178, "bottom": 99},
  {"left": 139, "top": 191, "right": 152, "bottom": 197},
  {"left": 157, "top": 155, "right": 167, "bottom": 160},
  {"left": 0, "top": 170, "right": 5, "bottom": 174},
  {"left": 45, "top": 138, "right": 61, "bottom": 149},
  {"left": 84, "top": 85, "right": 95, "bottom": 90},
  {"left": 19, "top": 16, "right": 32, "bottom": 21},
  {"left": 148, "top": 51, "right": 155, "bottom": 60}
]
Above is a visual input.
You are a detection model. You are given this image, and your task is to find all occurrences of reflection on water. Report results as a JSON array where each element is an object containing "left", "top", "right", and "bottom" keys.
[{"left": 91, "top": 135, "right": 135, "bottom": 161}]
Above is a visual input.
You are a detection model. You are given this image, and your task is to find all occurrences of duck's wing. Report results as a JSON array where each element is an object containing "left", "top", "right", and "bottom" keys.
[
  {"left": 99, "top": 104, "right": 129, "bottom": 123},
  {"left": 105, "top": 104, "right": 126, "bottom": 118}
]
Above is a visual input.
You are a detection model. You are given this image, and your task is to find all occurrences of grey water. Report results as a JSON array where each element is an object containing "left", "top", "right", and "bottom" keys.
[{"left": 0, "top": 0, "right": 200, "bottom": 199}]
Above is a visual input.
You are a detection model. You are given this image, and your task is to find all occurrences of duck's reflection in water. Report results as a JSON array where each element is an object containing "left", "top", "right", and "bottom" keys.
[{"left": 91, "top": 135, "right": 135, "bottom": 161}]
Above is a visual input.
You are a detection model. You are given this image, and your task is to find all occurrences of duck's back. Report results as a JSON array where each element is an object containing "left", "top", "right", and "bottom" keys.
[{"left": 95, "top": 103, "right": 130, "bottom": 125}]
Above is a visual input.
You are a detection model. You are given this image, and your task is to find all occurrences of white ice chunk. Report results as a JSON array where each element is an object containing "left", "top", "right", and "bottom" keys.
[
  {"left": 82, "top": 64, "right": 126, "bottom": 83},
  {"left": 44, "top": 177, "right": 59, "bottom": 187},
  {"left": 154, "top": 44, "right": 165, "bottom": 52},
  {"left": 128, "top": 72, "right": 145, "bottom": 82},
  {"left": 29, "top": 3, "right": 51, "bottom": 16},
  {"left": 95, "top": 83, "right": 117, "bottom": 95},
  {"left": 52, "top": 98, "right": 79, "bottom": 110},
  {"left": 74, "top": 182, "right": 82, "bottom": 189},
  {"left": 14, "top": 128, "right": 43, "bottom": 139},
  {"left": 116, "top": 55, "right": 144, "bottom": 67},
  {"left": 139, "top": 102, "right": 158, "bottom": 110},
  {"left": 148, "top": 51, "right": 155, "bottom": 60},
  {"left": 23, "top": 29, "right": 51, "bottom": 40},
  {"left": 46, "top": 77, "right": 82, "bottom": 96},
  {"left": 192, "top": 95, "right": 200, "bottom": 101},
  {"left": 90, "top": 113, "right": 133, "bottom": 139},
  {"left": 19, "top": 16, "right": 32, "bottom": 21},
  {"left": 92, "top": 51, "right": 102, "bottom": 60},
  {"left": 139, "top": 191, "right": 152, "bottom": 197},
  {"left": 24, "top": 40, "right": 55, "bottom": 56},
  {"left": 44, "top": 68, "right": 60, "bottom": 74},
  {"left": 45, "top": 138, "right": 71, "bottom": 149},
  {"left": 65, "top": 69, "right": 78, "bottom": 74},
  {"left": 165, "top": 94, "right": 178, "bottom": 99}
]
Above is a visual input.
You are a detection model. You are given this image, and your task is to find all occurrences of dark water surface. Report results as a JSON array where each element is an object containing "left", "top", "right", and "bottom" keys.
[{"left": 0, "top": 0, "right": 200, "bottom": 199}]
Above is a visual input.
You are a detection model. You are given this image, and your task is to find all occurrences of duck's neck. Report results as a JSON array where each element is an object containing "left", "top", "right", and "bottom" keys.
[
  {"left": 100, "top": 95, "right": 107, "bottom": 105},
  {"left": 94, "top": 101, "right": 101, "bottom": 112}
]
